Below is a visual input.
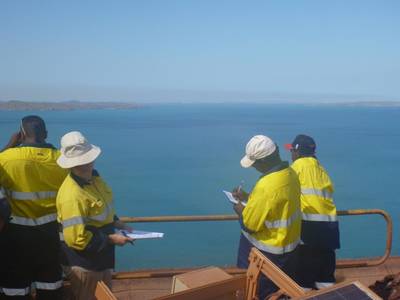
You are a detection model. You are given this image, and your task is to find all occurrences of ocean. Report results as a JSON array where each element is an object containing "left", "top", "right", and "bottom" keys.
[{"left": 0, "top": 103, "right": 399, "bottom": 271}]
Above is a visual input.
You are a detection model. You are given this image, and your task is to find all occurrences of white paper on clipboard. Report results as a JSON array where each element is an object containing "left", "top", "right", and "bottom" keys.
[{"left": 222, "top": 190, "right": 247, "bottom": 206}]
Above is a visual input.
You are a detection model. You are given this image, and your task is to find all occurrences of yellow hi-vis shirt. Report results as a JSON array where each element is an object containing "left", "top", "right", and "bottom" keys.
[
  {"left": 0, "top": 145, "right": 68, "bottom": 226},
  {"left": 56, "top": 173, "right": 115, "bottom": 251},
  {"left": 291, "top": 157, "right": 337, "bottom": 222},
  {"left": 242, "top": 166, "right": 301, "bottom": 255}
]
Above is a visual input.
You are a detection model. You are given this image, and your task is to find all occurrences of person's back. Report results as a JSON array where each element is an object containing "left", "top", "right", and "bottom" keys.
[
  {"left": 285, "top": 134, "right": 340, "bottom": 290},
  {"left": 0, "top": 116, "right": 67, "bottom": 300},
  {"left": 0, "top": 145, "right": 67, "bottom": 225},
  {"left": 292, "top": 157, "right": 337, "bottom": 224},
  {"left": 241, "top": 166, "right": 301, "bottom": 254},
  {"left": 233, "top": 135, "right": 301, "bottom": 299}
]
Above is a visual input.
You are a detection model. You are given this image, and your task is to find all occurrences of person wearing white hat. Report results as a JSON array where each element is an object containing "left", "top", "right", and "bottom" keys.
[
  {"left": 56, "top": 131, "right": 133, "bottom": 300},
  {"left": 232, "top": 135, "right": 302, "bottom": 299}
]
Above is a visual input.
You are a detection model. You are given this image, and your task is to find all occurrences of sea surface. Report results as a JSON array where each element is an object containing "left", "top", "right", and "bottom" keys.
[{"left": 0, "top": 103, "right": 399, "bottom": 271}]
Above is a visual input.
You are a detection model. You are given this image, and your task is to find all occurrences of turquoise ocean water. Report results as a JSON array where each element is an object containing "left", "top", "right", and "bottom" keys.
[{"left": 0, "top": 104, "right": 399, "bottom": 271}]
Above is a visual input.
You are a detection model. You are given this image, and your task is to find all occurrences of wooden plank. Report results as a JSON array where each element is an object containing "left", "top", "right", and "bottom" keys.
[
  {"left": 153, "top": 275, "right": 246, "bottom": 300},
  {"left": 247, "top": 248, "right": 305, "bottom": 298},
  {"left": 114, "top": 266, "right": 245, "bottom": 279},
  {"left": 114, "top": 289, "right": 170, "bottom": 300},
  {"left": 112, "top": 278, "right": 172, "bottom": 292},
  {"left": 108, "top": 256, "right": 400, "bottom": 299},
  {"left": 95, "top": 281, "right": 117, "bottom": 300}
]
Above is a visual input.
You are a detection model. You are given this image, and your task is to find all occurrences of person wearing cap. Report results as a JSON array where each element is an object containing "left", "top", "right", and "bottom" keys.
[
  {"left": 56, "top": 131, "right": 133, "bottom": 300},
  {"left": 285, "top": 134, "right": 340, "bottom": 290},
  {"left": 0, "top": 115, "right": 68, "bottom": 300},
  {"left": 233, "top": 135, "right": 302, "bottom": 299}
]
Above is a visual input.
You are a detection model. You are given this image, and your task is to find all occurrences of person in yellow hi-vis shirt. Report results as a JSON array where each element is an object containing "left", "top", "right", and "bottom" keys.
[
  {"left": 285, "top": 134, "right": 340, "bottom": 290},
  {"left": 0, "top": 116, "right": 68, "bottom": 300},
  {"left": 232, "top": 135, "right": 301, "bottom": 299},
  {"left": 56, "top": 131, "right": 133, "bottom": 300}
]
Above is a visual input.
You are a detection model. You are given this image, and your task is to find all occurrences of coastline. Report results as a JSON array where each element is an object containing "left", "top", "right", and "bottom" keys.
[{"left": 0, "top": 100, "right": 139, "bottom": 111}]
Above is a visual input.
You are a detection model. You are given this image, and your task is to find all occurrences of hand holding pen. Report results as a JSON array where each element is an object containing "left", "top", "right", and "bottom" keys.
[
  {"left": 232, "top": 180, "right": 248, "bottom": 202},
  {"left": 109, "top": 233, "right": 134, "bottom": 246},
  {"left": 121, "top": 231, "right": 135, "bottom": 245}
]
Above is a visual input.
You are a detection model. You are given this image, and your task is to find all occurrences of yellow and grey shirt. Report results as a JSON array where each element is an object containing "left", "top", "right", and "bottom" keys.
[
  {"left": 291, "top": 157, "right": 340, "bottom": 249},
  {"left": 241, "top": 163, "right": 302, "bottom": 255},
  {"left": 57, "top": 170, "right": 116, "bottom": 270},
  {"left": 0, "top": 144, "right": 68, "bottom": 226}
]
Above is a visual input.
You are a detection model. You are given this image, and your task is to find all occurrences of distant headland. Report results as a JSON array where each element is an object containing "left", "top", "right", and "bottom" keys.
[
  {"left": 0, "top": 100, "right": 139, "bottom": 111},
  {"left": 329, "top": 101, "right": 400, "bottom": 107}
]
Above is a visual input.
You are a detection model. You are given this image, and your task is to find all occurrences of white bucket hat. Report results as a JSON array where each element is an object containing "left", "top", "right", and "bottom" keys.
[
  {"left": 57, "top": 131, "right": 101, "bottom": 169},
  {"left": 240, "top": 135, "right": 277, "bottom": 168}
]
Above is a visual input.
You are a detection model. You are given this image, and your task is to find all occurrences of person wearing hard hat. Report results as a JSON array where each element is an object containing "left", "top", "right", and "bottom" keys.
[
  {"left": 285, "top": 134, "right": 340, "bottom": 290},
  {"left": 233, "top": 135, "right": 301, "bottom": 299},
  {"left": 56, "top": 131, "right": 133, "bottom": 300},
  {"left": 0, "top": 116, "right": 68, "bottom": 300}
]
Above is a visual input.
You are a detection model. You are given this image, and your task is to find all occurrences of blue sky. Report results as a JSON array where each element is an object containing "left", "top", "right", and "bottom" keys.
[{"left": 0, "top": 1, "right": 399, "bottom": 102}]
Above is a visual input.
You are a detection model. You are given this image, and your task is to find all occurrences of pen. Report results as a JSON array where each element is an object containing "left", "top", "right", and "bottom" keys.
[
  {"left": 238, "top": 180, "right": 244, "bottom": 193},
  {"left": 122, "top": 230, "right": 134, "bottom": 245}
]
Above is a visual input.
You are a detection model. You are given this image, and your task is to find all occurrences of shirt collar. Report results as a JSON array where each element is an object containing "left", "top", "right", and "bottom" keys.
[
  {"left": 70, "top": 170, "right": 100, "bottom": 187},
  {"left": 260, "top": 161, "right": 289, "bottom": 178},
  {"left": 19, "top": 143, "right": 56, "bottom": 149}
]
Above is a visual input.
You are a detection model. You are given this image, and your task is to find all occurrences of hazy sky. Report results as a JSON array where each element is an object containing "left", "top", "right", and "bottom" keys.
[{"left": 1, "top": 1, "right": 399, "bottom": 102}]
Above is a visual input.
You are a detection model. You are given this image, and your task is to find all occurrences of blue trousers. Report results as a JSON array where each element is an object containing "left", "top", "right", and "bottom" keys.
[
  {"left": 296, "top": 244, "right": 336, "bottom": 289},
  {"left": 237, "top": 233, "right": 299, "bottom": 299}
]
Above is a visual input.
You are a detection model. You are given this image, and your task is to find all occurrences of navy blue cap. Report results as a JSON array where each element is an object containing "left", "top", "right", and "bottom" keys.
[{"left": 285, "top": 134, "right": 316, "bottom": 155}]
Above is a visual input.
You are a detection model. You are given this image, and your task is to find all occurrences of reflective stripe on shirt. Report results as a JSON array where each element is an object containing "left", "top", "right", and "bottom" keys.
[
  {"left": 88, "top": 203, "right": 113, "bottom": 222},
  {"left": 11, "top": 190, "right": 57, "bottom": 201},
  {"left": 302, "top": 213, "right": 337, "bottom": 222},
  {"left": 264, "top": 210, "right": 301, "bottom": 229},
  {"left": 61, "top": 203, "right": 113, "bottom": 229},
  {"left": 242, "top": 231, "right": 300, "bottom": 255},
  {"left": 10, "top": 213, "right": 57, "bottom": 226},
  {"left": 62, "top": 216, "right": 85, "bottom": 228},
  {"left": 0, "top": 287, "right": 30, "bottom": 296},
  {"left": 35, "top": 280, "right": 63, "bottom": 290},
  {"left": 301, "top": 188, "right": 332, "bottom": 199}
]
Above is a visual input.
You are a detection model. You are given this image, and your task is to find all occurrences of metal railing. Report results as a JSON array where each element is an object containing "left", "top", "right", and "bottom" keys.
[{"left": 120, "top": 208, "right": 392, "bottom": 269}]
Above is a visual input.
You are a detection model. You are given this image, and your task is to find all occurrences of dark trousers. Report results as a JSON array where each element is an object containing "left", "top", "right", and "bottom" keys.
[
  {"left": 237, "top": 233, "right": 299, "bottom": 299},
  {"left": 0, "top": 222, "right": 63, "bottom": 300},
  {"left": 296, "top": 244, "right": 336, "bottom": 289}
]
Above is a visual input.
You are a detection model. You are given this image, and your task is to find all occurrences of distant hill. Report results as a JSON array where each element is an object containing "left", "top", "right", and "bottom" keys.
[
  {"left": 326, "top": 101, "right": 400, "bottom": 107},
  {"left": 0, "top": 100, "right": 139, "bottom": 111}
]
